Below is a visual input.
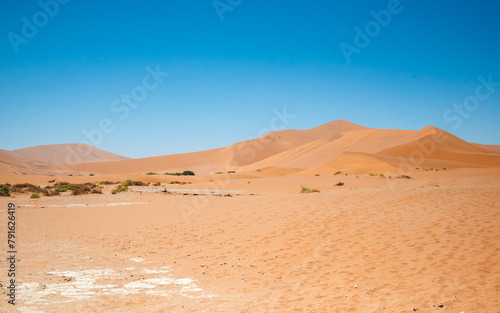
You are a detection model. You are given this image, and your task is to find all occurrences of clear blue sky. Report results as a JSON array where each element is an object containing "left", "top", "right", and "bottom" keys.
[{"left": 1, "top": 0, "right": 499, "bottom": 158}]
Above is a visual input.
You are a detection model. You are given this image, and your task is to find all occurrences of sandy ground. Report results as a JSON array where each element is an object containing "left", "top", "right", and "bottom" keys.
[{"left": 1, "top": 171, "right": 500, "bottom": 312}]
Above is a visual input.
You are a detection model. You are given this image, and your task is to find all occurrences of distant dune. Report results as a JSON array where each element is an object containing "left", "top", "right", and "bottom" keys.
[
  {"left": 2, "top": 120, "right": 500, "bottom": 177},
  {"left": 10, "top": 143, "right": 130, "bottom": 164}
]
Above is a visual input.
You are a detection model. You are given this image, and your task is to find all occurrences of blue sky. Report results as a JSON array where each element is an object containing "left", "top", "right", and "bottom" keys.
[{"left": 1, "top": 0, "right": 499, "bottom": 158}]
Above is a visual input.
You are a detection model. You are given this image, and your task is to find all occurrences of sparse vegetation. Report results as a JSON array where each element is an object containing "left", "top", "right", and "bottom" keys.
[
  {"left": 89, "top": 174, "right": 95, "bottom": 176},
  {"left": 215, "top": 172, "right": 224, "bottom": 174},
  {"left": 300, "top": 186, "right": 320, "bottom": 193},
  {"left": 256, "top": 169, "right": 261, "bottom": 172},
  {"left": 0, "top": 184, "right": 11, "bottom": 197},
  {"left": 71, "top": 185, "right": 91, "bottom": 196},
  {"left": 153, "top": 182, "right": 161, "bottom": 186},
  {"left": 90, "top": 188, "right": 103, "bottom": 194},
  {"left": 315, "top": 174, "right": 320, "bottom": 176},
  {"left": 12, "top": 183, "right": 53, "bottom": 196},
  {"left": 164, "top": 170, "right": 195, "bottom": 176},
  {"left": 369, "top": 173, "right": 377, "bottom": 176},
  {"left": 396, "top": 175, "right": 412, "bottom": 179},
  {"left": 228, "top": 171, "right": 236, "bottom": 174},
  {"left": 30, "top": 193, "right": 40, "bottom": 198},
  {"left": 146, "top": 172, "right": 158, "bottom": 175},
  {"left": 111, "top": 182, "right": 128, "bottom": 194},
  {"left": 443, "top": 168, "right": 447, "bottom": 170},
  {"left": 336, "top": 182, "right": 345, "bottom": 186},
  {"left": 334, "top": 171, "right": 342, "bottom": 175},
  {"left": 100, "top": 181, "right": 118, "bottom": 185}
]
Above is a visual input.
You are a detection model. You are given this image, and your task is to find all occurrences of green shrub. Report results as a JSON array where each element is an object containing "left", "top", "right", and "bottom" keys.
[
  {"left": 0, "top": 184, "right": 11, "bottom": 197},
  {"left": 89, "top": 174, "right": 95, "bottom": 176},
  {"left": 111, "top": 185, "right": 128, "bottom": 194},
  {"left": 146, "top": 172, "right": 158, "bottom": 175},
  {"left": 315, "top": 174, "right": 320, "bottom": 176},
  {"left": 228, "top": 171, "right": 236, "bottom": 174},
  {"left": 30, "top": 193, "right": 40, "bottom": 198},
  {"left": 256, "top": 169, "right": 262, "bottom": 172},
  {"left": 215, "top": 172, "right": 224, "bottom": 174},
  {"left": 300, "top": 186, "right": 320, "bottom": 193},
  {"left": 369, "top": 173, "right": 377, "bottom": 176},
  {"left": 334, "top": 171, "right": 342, "bottom": 175},
  {"left": 181, "top": 170, "right": 195, "bottom": 176}
]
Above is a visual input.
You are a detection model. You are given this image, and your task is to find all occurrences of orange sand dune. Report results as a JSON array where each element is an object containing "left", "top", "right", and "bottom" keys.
[
  {"left": 240, "top": 126, "right": 446, "bottom": 172},
  {"left": 10, "top": 143, "right": 130, "bottom": 164},
  {"left": 472, "top": 142, "right": 500, "bottom": 153},
  {"left": 72, "top": 119, "right": 368, "bottom": 176},
  {"left": 0, "top": 149, "right": 70, "bottom": 176},
  {"left": 230, "top": 119, "right": 368, "bottom": 167},
  {"left": 378, "top": 128, "right": 500, "bottom": 168},
  {"left": 3, "top": 120, "right": 500, "bottom": 178}
]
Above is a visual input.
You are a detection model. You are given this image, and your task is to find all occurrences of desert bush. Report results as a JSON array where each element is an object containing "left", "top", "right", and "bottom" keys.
[
  {"left": 315, "top": 174, "right": 320, "bottom": 176},
  {"left": 124, "top": 180, "right": 146, "bottom": 186},
  {"left": 100, "top": 181, "right": 120, "bottom": 185},
  {"left": 90, "top": 187, "right": 103, "bottom": 194},
  {"left": 228, "top": 171, "right": 236, "bottom": 174},
  {"left": 334, "top": 171, "right": 342, "bottom": 175},
  {"left": 369, "top": 173, "right": 377, "bottom": 176},
  {"left": 111, "top": 185, "right": 128, "bottom": 194},
  {"left": 181, "top": 170, "right": 195, "bottom": 176},
  {"left": 336, "top": 182, "right": 345, "bottom": 186},
  {"left": 30, "top": 193, "right": 40, "bottom": 198},
  {"left": 215, "top": 172, "right": 224, "bottom": 174},
  {"left": 71, "top": 185, "right": 91, "bottom": 196},
  {"left": 146, "top": 172, "right": 158, "bottom": 175},
  {"left": 153, "top": 182, "right": 161, "bottom": 186},
  {"left": 0, "top": 184, "right": 11, "bottom": 197},
  {"left": 89, "top": 174, "right": 95, "bottom": 176},
  {"left": 300, "top": 186, "right": 320, "bottom": 193}
]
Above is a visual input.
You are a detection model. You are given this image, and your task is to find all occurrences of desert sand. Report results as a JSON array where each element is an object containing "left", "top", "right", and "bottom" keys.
[{"left": 1, "top": 120, "right": 500, "bottom": 312}]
